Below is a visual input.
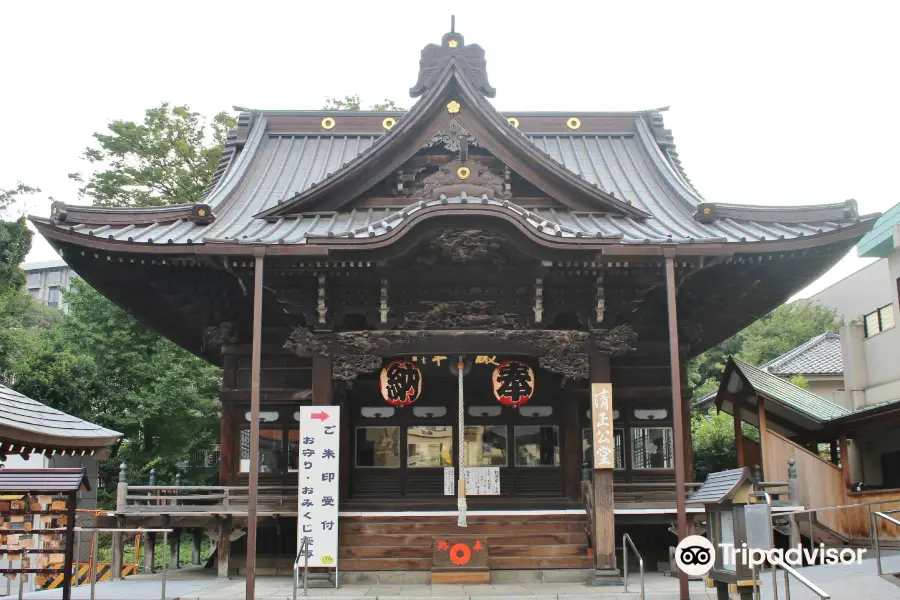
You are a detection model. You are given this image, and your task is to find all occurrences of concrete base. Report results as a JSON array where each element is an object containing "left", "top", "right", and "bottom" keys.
[{"left": 585, "top": 568, "right": 622, "bottom": 587}]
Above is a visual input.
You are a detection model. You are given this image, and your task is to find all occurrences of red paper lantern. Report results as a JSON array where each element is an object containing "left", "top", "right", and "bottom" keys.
[
  {"left": 492, "top": 360, "right": 535, "bottom": 406},
  {"left": 380, "top": 360, "right": 423, "bottom": 406}
]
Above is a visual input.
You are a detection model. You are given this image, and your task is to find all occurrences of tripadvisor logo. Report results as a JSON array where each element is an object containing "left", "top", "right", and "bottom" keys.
[
  {"left": 675, "top": 535, "right": 716, "bottom": 576},
  {"left": 674, "top": 535, "right": 866, "bottom": 576}
]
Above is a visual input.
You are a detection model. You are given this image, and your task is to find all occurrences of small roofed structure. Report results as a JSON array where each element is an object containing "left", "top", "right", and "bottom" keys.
[
  {"left": 0, "top": 467, "right": 91, "bottom": 493},
  {"left": 714, "top": 357, "right": 849, "bottom": 439},
  {"left": 689, "top": 467, "right": 772, "bottom": 599},
  {"left": 688, "top": 467, "right": 754, "bottom": 505},
  {"left": 0, "top": 384, "right": 121, "bottom": 460}
]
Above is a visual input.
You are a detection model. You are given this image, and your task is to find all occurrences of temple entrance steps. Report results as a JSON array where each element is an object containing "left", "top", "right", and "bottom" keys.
[{"left": 338, "top": 514, "right": 593, "bottom": 571}]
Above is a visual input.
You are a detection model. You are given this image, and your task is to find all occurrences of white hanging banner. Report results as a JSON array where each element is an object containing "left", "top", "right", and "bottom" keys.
[{"left": 297, "top": 406, "right": 341, "bottom": 568}]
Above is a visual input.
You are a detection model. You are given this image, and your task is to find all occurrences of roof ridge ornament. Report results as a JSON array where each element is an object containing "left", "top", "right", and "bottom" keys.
[{"left": 410, "top": 17, "right": 496, "bottom": 99}]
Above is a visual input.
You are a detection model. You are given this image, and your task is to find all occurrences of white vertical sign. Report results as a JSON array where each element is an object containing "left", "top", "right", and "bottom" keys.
[
  {"left": 297, "top": 405, "right": 340, "bottom": 568},
  {"left": 444, "top": 467, "right": 456, "bottom": 496},
  {"left": 591, "top": 383, "right": 615, "bottom": 469}
]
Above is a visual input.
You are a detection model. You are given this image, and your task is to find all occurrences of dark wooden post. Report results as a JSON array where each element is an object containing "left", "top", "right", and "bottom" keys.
[
  {"left": 829, "top": 440, "right": 839, "bottom": 465},
  {"left": 563, "top": 394, "right": 581, "bottom": 501},
  {"left": 587, "top": 351, "right": 619, "bottom": 585},
  {"left": 170, "top": 528, "right": 180, "bottom": 570},
  {"left": 733, "top": 400, "right": 744, "bottom": 467},
  {"left": 192, "top": 529, "right": 203, "bottom": 565},
  {"left": 111, "top": 463, "right": 126, "bottom": 581},
  {"left": 246, "top": 250, "right": 265, "bottom": 600},
  {"left": 220, "top": 353, "right": 239, "bottom": 485},
  {"left": 664, "top": 254, "right": 689, "bottom": 600},
  {"left": 219, "top": 404, "right": 236, "bottom": 485},
  {"left": 839, "top": 433, "right": 851, "bottom": 490},
  {"left": 61, "top": 491, "right": 77, "bottom": 600},
  {"left": 143, "top": 532, "right": 156, "bottom": 573},
  {"left": 217, "top": 516, "right": 232, "bottom": 578},
  {"left": 312, "top": 356, "right": 333, "bottom": 406},
  {"left": 757, "top": 395, "right": 768, "bottom": 479}
]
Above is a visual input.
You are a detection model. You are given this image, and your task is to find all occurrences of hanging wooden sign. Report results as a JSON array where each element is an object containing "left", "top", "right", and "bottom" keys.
[
  {"left": 591, "top": 383, "right": 615, "bottom": 469},
  {"left": 492, "top": 360, "right": 535, "bottom": 406},
  {"left": 380, "top": 360, "right": 423, "bottom": 405}
]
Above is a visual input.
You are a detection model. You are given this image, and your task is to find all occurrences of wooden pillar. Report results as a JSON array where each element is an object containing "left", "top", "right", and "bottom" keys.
[
  {"left": 757, "top": 395, "right": 768, "bottom": 480},
  {"left": 111, "top": 516, "right": 125, "bottom": 581},
  {"left": 192, "top": 529, "right": 203, "bottom": 565},
  {"left": 61, "top": 492, "right": 77, "bottom": 600},
  {"left": 312, "top": 355, "right": 333, "bottom": 406},
  {"left": 169, "top": 527, "right": 180, "bottom": 569},
  {"left": 839, "top": 433, "right": 851, "bottom": 490},
  {"left": 217, "top": 517, "right": 232, "bottom": 578},
  {"left": 733, "top": 399, "right": 744, "bottom": 467},
  {"left": 143, "top": 532, "right": 156, "bottom": 573},
  {"left": 830, "top": 440, "right": 839, "bottom": 465},
  {"left": 246, "top": 250, "right": 265, "bottom": 600},
  {"left": 338, "top": 385, "right": 351, "bottom": 504},
  {"left": 563, "top": 393, "right": 581, "bottom": 501},
  {"left": 664, "top": 254, "right": 689, "bottom": 600},
  {"left": 219, "top": 404, "right": 236, "bottom": 485},
  {"left": 588, "top": 352, "right": 618, "bottom": 585}
]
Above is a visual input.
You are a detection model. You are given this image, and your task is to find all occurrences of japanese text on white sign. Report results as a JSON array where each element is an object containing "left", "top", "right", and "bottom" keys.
[
  {"left": 591, "top": 383, "right": 614, "bottom": 469},
  {"left": 297, "top": 406, "right": 340, "bottom": 568}
]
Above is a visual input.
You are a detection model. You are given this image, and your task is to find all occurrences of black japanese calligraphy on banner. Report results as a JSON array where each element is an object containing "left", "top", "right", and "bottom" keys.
[
  {"left": 380, "top": 360, "right": 423, "bottom": 406},
  {"left": 491, "top": 360, "right": 535, "bottom": 406}
]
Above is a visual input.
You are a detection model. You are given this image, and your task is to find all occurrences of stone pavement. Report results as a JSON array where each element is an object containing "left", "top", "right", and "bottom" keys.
[{"left": 4, "top": 553, "right": 900, "bottom": 600}]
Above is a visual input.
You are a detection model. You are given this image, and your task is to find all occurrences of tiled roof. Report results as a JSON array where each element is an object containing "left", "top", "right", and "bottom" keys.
[
  {"left": 762, "top": 332, "right": 843, "bottom": 376},
  {"left": 858, "top": 200, "right": 900, "bottom": 258},
  {"left": 688, "top": 467, "right": 752, "bottom": 504},
  {"left": 0, "top": 384, "right": 121, "bottom": 451},
  {"left": 0, "top": 469, "right": 90, "bottom": 493},
  {"left": 34, "top": 113, "right": 869, "bottom": 248},
  {"left": 732, "top": 358, "right": 850, "bottom": 422}
]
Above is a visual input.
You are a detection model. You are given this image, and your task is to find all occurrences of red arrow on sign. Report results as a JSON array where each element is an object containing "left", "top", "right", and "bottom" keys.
[{"left": 310, "top": 411, "right": 330, "bottom": 422}]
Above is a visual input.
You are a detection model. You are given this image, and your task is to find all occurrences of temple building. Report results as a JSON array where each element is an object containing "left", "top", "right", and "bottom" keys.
[{"left": 30, "top": 24, "right": 876, "bottom": 594}]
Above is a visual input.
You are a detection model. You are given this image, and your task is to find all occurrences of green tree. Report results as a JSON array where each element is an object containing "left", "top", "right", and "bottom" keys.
[
  {"left": 323, "top": 95, "right": 405, "bottom": 111},
  {"left": 0, "top": 183, "right": 40, "bottom": 294},
  {"left": 13, "top": 279, "right": 221, "bottom": 505},
  {"left": 689, "top": 302, "right": 841, "bottom": 479},
  {"left": 688, "top": 302, "right": 842, "bottom": 400},
  {"left": 71, "top": 103, "right": 236, "bottom": 208}
]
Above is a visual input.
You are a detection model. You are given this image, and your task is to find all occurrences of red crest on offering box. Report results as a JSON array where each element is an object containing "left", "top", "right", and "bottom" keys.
[
  {"left": 380, "top": 360, "right": 423, "bottom": 406},
  {"left": 492, "top": 360, "right": 535, "bottom": 406}
]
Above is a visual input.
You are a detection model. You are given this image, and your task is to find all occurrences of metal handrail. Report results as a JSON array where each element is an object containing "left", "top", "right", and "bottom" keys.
[
  {"left": 621, "top": 533, "right": 644, "bottom": 599},
  {"left": 772, "top": 559, "right": 831, "bottom": 599},
  {"left": 292, "top": 536, "right": 310, "bottom": 599},
  {"left": 871, "top": 510, "right": 900, "bottom": 576}
]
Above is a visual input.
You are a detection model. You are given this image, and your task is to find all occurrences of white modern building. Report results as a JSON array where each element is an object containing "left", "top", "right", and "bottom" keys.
[{"left": 20, "top": 258, "right": 75, "bottom": 311}]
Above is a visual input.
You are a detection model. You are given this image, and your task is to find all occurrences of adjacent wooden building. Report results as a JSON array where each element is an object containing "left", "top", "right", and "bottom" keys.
[{"left": 30, "top": 24, "right": 876, "bottom": 593}]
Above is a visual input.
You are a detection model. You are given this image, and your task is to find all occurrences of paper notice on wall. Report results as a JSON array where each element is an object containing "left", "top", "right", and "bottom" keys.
[
  {"left": 444, "top": 467, "right": 455, "bottom": 495},
  {"left": 463, "top": 467, "right": 500, "bottom": 495}
]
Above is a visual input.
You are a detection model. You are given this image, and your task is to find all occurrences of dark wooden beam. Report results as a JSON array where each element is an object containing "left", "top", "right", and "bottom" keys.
[
  {"left": 664, "top": 254, "right": 689, "bottom": 600},
  {"left": 757, "top": 394, "right": 768, "bottom": 479},
  {"left": 312, "top": 356, "right": 333, "bottom": 406},
  {"left": 733, "top": 397, "right": 744, "bottom": 467},
  {"left": 588, "top": 352, "right": 618, "bottom": 585},
  {"left": 839, "top": 433, "right": 851, "bottom": 490},
  {"left": 245, "top": 252, "right": 264, "bottom": 600}
]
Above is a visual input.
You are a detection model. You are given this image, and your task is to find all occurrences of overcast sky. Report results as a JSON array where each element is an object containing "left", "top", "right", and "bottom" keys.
[{"left": 3, "top": 0, "right": 897, "bottom": 297}]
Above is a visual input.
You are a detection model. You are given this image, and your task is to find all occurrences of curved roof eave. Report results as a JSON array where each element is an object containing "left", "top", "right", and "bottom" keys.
[{"left": 29, "top": 204, "right": 877, "bottom": 258}]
